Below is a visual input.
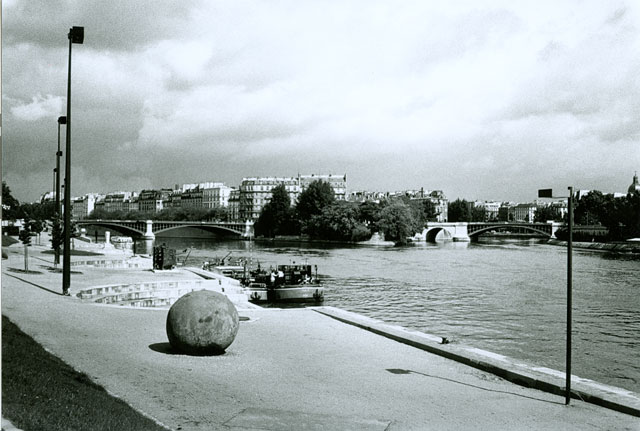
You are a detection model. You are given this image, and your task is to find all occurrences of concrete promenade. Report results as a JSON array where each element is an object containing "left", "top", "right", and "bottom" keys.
[{"left": 1, "top": 242, "right": 639, "bottom": 430}]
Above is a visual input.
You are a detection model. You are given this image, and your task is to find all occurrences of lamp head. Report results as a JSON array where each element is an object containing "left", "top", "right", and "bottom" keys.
[
  {"left": 69, "top": 26, "right": 84, "bottom": 44},
  {"left": 58, "top": 116, "right": 67, "bottom": 125}
]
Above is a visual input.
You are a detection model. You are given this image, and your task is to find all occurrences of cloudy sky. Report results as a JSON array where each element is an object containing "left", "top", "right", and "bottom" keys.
[{"left": 2, "top": 0, "right": 639, "bottom": 203}]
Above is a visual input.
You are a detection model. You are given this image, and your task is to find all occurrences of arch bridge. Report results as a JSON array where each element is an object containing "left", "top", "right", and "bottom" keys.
[
  {"left": 76, "top": 219, "right": 254, "bottom": 239},
  {"left": 413, "top": 222, "right": 563, "bottom": 242}
]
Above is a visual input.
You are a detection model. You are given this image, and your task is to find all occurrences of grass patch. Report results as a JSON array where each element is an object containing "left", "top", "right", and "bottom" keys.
[
  {"left": 2, "top": 235, "right": 19, "bottom": 246},
  {"left": 1, "top": 315, "right": 169, "bottom": 431},
  {"left": 41, "top": 249, "right": 103, "bottom": 256}
]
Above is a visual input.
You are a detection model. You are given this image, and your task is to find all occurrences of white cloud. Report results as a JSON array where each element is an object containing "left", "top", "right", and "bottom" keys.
[
  {"left": 3, "top": 0, "right": 640, "bottom": 202},
  {"left": 9, "top": 94, "right": 64, "bottom": 121}
]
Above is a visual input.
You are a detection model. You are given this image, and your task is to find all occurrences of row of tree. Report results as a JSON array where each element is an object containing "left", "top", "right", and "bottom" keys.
[
  {"left": 254, "top": 180, "right": 440, "bottom": 245},
  {"left": 4, "top": 181, "right": 638, "bottom": 245},
  {"left": 87, "top": 206, "right": 230, "bottom": 222},
  {"left": 556, "top": 190, "right": 640, "bottom": 241}
]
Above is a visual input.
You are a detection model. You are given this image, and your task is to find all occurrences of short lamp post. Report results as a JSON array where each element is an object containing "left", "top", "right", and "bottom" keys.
[
  {"left": 538, "top": 187, "right": 574, "bottom": 405},
  {"left": 62, "top": 26, "right": 84, "bottom": 296}
]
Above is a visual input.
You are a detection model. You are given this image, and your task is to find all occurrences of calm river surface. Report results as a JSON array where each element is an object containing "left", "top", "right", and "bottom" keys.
[{"left": 141, "top": 237, "right": 640, "bottom": 393}]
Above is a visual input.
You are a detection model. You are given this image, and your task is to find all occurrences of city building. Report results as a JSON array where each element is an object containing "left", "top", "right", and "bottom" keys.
[
  {"left": 71, "top": 194, "right": 97, "bottom": 220},
  {"left": 511, "top": 203, "right": 538, "bottom": 222},
  {"left": 203, "top": 184, "right": 233, "bottom": 209},
  {"left": 481, "top": 201, "right": 501, "bottom": 221},
  {"left": 102, "top": 192, "right": 137, "bottom": 213},
  {"left": 408, "top": 189, "right": 448, "bottom": 223},
  {"left": 239, "top": 177, "right": 301, "bottom": 221},
  {"left": 228, "top": 189, "right": 240, "bottom": 221},
  {"left": 181, "top": 186, "right": 203, "bottom": 209},
  {"left": 138, "top": 189, "right": 172, "bottom": 213},
  {"left": 497, "top": 202, "right": 519, "bottom": 221},
  {"left": 166, "top": 191, "right": 182, "bottom": 209},
  {"left": 298, "top": 174, "right": 347, "bottom": 201},
  {"left": 347, "top": 190, "right": 386, "bottom": 203}
]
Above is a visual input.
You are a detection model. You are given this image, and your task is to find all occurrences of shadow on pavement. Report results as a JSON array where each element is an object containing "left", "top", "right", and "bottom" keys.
[
  {"left": 148, "top": 342, "right": 182, "bottom": 355},
  {"left": 3, "top": 272, "right": 65, "bottom": 296},
  {"left": 386, "top": 368, "right": 564, "bottom": 406}
]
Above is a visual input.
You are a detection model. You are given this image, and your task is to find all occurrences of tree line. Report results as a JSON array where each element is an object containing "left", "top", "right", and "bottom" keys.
[
  {"left": 555, "top": 190, "right": 640, "bottom": 241},
  {"left": 254, "top": 180, "right": 440, "bottom": 245},
  {"left": 4, "top": 181, "right": 638, "bottom": 245},
  {"left": 87, "top": 206, "right": 230, "bottom": 222}
]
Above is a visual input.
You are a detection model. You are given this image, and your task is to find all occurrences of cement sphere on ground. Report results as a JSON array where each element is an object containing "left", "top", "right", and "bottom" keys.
[{"left": 166, "top": 290, "right": 239, "bottom": 355}]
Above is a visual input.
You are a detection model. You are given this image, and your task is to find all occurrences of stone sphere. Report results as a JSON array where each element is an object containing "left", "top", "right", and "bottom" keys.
[{"left": 166, "top": 290, "right": 239, "bottom": 355}]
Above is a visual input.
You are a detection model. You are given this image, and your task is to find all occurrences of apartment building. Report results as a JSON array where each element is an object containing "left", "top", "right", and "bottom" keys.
[
  {"left": 239, "top": 177, "right": 301, "bottom": 221},
  {"left": 298, "top": 174, "right": 347, "bottom": 201},
  {"left": 138, "top": 189, "right": 172, "bottom": 213},
  {"left": 71, "top": 194, "right": 97, "bottom": 220}
]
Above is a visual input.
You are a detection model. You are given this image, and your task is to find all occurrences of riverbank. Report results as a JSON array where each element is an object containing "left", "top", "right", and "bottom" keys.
[
  {"left": 2, "top": 240, "right": 639, "bottom": 429},
  {"left": 548, "top": 238, "right": 640, "bottom": 253}
]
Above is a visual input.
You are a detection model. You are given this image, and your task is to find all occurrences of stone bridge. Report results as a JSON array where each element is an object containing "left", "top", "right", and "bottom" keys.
[
  {"left": 412, "top": 221, "right": 563, "bottom": 242},
  {"left": 76, "top": 219, "right": 254, "bottom": 239}
]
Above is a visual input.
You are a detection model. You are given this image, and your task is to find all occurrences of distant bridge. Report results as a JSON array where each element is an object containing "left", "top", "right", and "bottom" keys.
[
  {"left": 413, "top": 221, "right": 563, "bottom": 242},
  {"left": 76, "top": 219, "right": 254, "bottom": 239}
]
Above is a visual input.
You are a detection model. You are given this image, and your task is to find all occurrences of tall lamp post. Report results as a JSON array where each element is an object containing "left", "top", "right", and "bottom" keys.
[
  {"left": 538, "top": 187, "right": 574, "bottom": 405},
  {"left": 56, "top": 116, "right": 66, "bottom": 216},
  {"left": 62, "top": 26, "right": 84, "bottom": 296},
  {"left": 55, "top": 116, "right": 66, "bottom": 266}
]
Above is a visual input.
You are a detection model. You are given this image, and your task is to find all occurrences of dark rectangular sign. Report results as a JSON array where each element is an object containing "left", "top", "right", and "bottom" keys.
[{"left": 538, "top": 189, "right": 553, "bottom": 198}]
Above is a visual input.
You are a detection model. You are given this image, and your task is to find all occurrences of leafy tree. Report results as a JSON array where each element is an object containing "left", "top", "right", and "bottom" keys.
[
  {"left": 574, "top": 191, "right": 608, "bottom": 225},
  {"left": 20, "top": 201, "right": 56, "bottom": 221},
  {"left": 296, "top": 180, "right": 335, "bottom": 231},
  {"left": 471, "top": 205, "right": 486, "bottom": 222},
  {"left": 306, "top": 201, "right": 371, "bottom": 241},
  {"left": 534, "top": 205, "right": 561, "bottom": 223},
  {"left": 255, "top": 184, "right": 296, "bottom": 237},
  {"left": 29, "top": 219, "right": 44, "bottom": 245},
  {"left": 2, "top": 182, "right": 22, "bottom": 220},
  {"left": 18, "top": 218, "right": 32, "bottom": 271},
  {"left": 448, "top": 199, "right": 471, "bottom": 222},
  {"left": 407, "top": 199, "right": 437, "bottom": 227},
  {"left": 377, "top": 202, "right": 416, "bottom": 245},
  {"left": 358, "top": 201, "right": 382, "bottom": 228}
]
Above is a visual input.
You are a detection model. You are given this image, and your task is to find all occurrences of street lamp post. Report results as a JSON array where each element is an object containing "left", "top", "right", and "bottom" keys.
[
  {"left": 55, "top": 116, "right": 66, "bottom": 266},
  {"left": 62, "top": 26, "right": 84, "bottom": 296},
  {"left": 56, "top": 116, "right": 66, "bottom": 216},
  {"left": 566, "top": 186, "right": 573, "bottom": 405},
  {"left": 538, "top": 187, "right": 574, "bottom": 405}
]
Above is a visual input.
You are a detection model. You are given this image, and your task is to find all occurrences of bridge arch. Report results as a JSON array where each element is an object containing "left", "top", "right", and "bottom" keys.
[
  {"left": 425, "top": 227, "right": 453, "bottom": 242},
  {"left": 153, "top": 224, "right": 244, "bottom": 237},
  {"left": 76, "top": 221, "right": 145, "bottom": 237}
]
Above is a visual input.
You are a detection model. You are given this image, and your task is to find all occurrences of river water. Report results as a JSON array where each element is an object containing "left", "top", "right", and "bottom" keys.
[{"left": 138, "top": 237, "right": 640, "bottom": 393}]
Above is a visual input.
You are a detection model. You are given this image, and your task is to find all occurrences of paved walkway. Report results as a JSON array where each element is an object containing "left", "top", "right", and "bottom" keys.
[{"left": 2, "top": 243, "right": 639, "bottom": 430}]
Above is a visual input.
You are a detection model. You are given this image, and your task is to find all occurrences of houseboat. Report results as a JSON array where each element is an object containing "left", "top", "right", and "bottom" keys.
[{"left": 243, "top": 264, "right": 324, "bottom": 303}]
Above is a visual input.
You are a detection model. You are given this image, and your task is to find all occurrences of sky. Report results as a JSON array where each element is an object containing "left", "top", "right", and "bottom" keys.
[{"left": 2, "top": 0, "right": 639, "bottom": 203}]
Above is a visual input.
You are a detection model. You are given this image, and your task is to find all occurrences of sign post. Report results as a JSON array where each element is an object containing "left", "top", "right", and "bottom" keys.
[{"left": 538, "top": 187, "right": 573, "bottom": 405}]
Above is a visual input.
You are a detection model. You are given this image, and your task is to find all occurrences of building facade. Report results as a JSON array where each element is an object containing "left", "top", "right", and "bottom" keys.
[
  {"left": 138, "top": 189, "right": 172, "bottom": 213},
  {"left": 228, "top": 188, "right": 240, "bottom": 221},
  {"left": 511, "top": 203, "right": 538, "bottom": 222},
  {"left": 71, "top": 194, "right": 97, "bottom": 220},
  {"left": 203, "top": 184, "right": 233, "bottom": 209},
  {"left": 239, "top": 177, "right": 301, "bottom": 221},
  {"left": 298, "top": 174, "right": 347, "bottom": 201},
  {"left": 181, "top": 186, "right": 203, "bottom": 209}
]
